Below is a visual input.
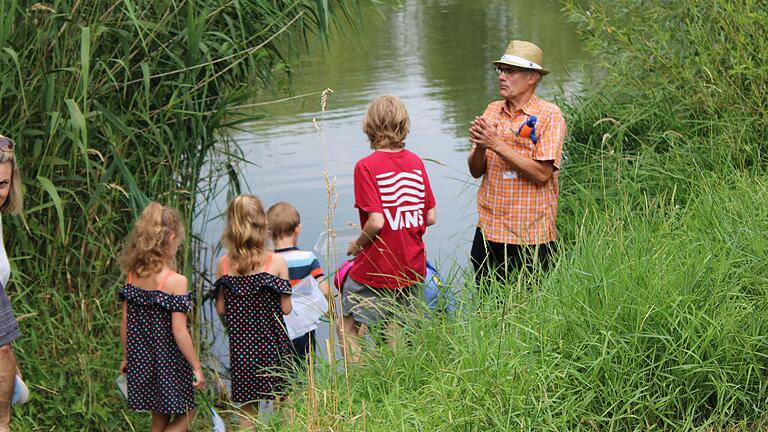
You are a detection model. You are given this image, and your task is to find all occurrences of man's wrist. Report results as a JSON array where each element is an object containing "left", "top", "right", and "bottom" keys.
[
  {"left": 470, "top": 142, "right": 487, "bottom": 158},
  {"left": 486, "top": 138, "right": 500, "bottom": 153},
  {"left": 495, "top": 145, "right": 520, "bottom": 170}
]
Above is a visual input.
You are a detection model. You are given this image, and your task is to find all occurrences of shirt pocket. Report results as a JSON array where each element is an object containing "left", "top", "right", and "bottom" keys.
[
  {"left": 509, "top": 119, "right": 536, "bottom": 157},
  {"left": 496, "top": 119, "right": 516, "bottom": 142}
]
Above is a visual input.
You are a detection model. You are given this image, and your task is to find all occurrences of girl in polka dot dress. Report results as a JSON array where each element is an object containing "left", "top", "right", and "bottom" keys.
[
  {"left": 214, "top": 195, "right": 292, "bottom": 427},
  {"left": 118, "top": 202, "right": 205, "bottom": 431}
]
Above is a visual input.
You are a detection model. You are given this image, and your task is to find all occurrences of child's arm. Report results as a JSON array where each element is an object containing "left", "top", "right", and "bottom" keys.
[
  {"left": 426, "top": 207, "right": 437, "bottom": 226},
  {"left": 309, "top": 256, "right": 333, "bottom": 317},
  {"left": 308, "top": 256, "right": 330, "bottom": 297},
  {"left": 171, "top": 311, "right": 205, "bottom": 390},
  {"left": 120, "top": 300, "right": 127, "bottom": 374},
  {"left": 316, "top": 276, "right": 334, "bottom": 319},
  {"left": 318, "top": 277, "right": 331, "bottom": 297},
  {"left": 273, "top": 254, "right": 292, "bottom": 315},
  {"left": 166, "top": 274, "right": 205, "bottom": 390},
  {"left": 214, "top": 260, "right": 225, "bottom": 318},
  {"left": 279, "top": 294, "right": 292, "bottom": 315},
  {"left": 347, "top": 212, "right": 385, "bottom": 256}
]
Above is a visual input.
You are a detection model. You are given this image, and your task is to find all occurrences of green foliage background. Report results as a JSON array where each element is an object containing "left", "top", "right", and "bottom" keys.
[{"left": 0, "top": 0, "right": 356, "bottom": 428}]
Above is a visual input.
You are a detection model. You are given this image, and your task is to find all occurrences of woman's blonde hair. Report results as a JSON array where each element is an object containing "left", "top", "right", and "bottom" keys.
[
  {"left": 222, "top": 195, "right": 269, "bottom": 275},
  {"left": 362, "top": 95, "right": 410, "bottom": 150},
  {"left": 0, "top": 141, "right": 24, "bottom": 215},
  {"left": 118, "top": 202, "right": 185, "bottom": 278}
]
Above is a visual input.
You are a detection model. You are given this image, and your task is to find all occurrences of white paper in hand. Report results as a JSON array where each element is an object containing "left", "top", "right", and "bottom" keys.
[{"left": 283, "top": 276, "right": 328, "bottom": 340}]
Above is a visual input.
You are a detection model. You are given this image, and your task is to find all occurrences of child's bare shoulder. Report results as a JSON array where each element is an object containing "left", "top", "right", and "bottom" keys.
[
  {"left": 163, "top": 272, "right": 189, "bottom": 296},
  {"left": 271, "top": 253, "right": 288, "bottom": 268},
  {"left": 215, "top": 255, "right": 228, "bottom": 277}
]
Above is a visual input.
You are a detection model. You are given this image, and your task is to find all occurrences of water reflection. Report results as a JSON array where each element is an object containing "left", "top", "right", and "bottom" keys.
[
  {"left": 218, "top": 0, "right": 584, "bottom": 265},
  {"left": 198, "top": 0, "right": 585, "bottom": 369}
]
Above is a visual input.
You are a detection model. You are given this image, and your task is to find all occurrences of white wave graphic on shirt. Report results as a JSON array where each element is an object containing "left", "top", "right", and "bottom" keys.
[{"left": 376, "top": 170, "right": 426, "bottom": 230}]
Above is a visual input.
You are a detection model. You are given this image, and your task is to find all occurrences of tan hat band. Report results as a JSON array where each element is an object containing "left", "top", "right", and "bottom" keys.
[{"left": 500, "top": 54, "right": 542, "bottom": 70}]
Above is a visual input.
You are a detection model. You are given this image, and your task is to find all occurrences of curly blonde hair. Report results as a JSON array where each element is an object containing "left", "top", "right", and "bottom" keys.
[
  {"left": 222, "top": 195, "right": 269, "bottom": 275},
  {"left": 118, "top": 202, "right": 185, "bottom": 278}
]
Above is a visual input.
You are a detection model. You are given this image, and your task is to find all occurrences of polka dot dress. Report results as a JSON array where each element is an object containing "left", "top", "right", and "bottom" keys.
[
  {"left": 119, "top": 283, "right": 195, "bottom": 414},
  {"left": 214, "top": 268, "right": 292, "bottom": 403}
]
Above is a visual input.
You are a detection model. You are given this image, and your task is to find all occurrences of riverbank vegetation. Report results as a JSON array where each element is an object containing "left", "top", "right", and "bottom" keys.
[
  {"left": 277, "top": 0, "right": 768, "bottom": 430},
  {"left": 0, "top": 0, "right": 354, "bottom": 429}
]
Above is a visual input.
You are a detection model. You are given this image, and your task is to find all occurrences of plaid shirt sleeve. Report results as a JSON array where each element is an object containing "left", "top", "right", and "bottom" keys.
[
  {"left": 480, "top": 102, "right": 497, "bottom": 119},
  {"left": 533, "top": 106, "right": 566, "bottom": 169}
]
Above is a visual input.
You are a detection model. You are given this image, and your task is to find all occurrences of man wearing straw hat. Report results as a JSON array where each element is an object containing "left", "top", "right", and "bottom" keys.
[{"left": 468, "top": 40, "right": 566, "bottom": 283}]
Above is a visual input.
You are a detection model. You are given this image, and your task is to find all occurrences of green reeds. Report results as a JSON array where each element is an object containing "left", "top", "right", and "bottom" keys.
[{"left": 1, "top": 0, "right": 357, "bottom": 429}]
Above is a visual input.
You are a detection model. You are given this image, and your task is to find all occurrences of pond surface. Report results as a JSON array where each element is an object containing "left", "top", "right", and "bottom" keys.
[{"left": 198, "top": 0, "right": 586, "bottom": 368}]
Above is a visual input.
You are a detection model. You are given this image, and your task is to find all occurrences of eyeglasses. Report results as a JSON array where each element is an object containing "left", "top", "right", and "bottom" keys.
[
  {"left": 494, "top": 66, "right": 529, "bottom": 76},
  {"left": 0, "top": 137, "right": 14, "bottom": 152}
]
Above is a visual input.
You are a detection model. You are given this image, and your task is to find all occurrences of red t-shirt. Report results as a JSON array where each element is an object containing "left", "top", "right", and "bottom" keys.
[{"left": 349, "top": 149, "right": 436, "bottom": 289}]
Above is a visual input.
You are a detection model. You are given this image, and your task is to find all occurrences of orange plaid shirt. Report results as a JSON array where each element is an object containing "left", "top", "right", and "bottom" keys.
[{"left": 476, "top": 95, "right": 566, "bottom": 245}]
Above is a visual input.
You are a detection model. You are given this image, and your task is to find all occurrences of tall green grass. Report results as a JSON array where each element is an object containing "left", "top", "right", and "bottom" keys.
[
  {"left": 273, "top": 1, "right": 768, "bottom": 430},
  {"left": 561, "top": 0, "right": 767, "bottom": 172},
  {"left": 277, "top": 172, "right": 768, "bottom": 432},
  {"left": 0, "top": 0, "right": 356, "bottom": 429}
]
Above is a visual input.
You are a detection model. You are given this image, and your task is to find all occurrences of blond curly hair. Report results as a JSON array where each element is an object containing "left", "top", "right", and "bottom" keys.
[
  {"left": 118, "top": 202, "right": 185, "bottom": 278},
  {"left": 222, "top": 195, "right": 269, "bottom": 275}
]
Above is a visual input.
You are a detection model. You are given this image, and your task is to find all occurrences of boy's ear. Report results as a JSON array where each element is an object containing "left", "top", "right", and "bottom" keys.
[{"left": 295, "top": 224, "right": 302, "bottom": 236}]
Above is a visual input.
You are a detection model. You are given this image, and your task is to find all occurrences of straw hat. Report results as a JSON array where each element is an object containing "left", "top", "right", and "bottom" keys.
[{"left": 492, "top": 40, "right": 550, "bottom": 76}]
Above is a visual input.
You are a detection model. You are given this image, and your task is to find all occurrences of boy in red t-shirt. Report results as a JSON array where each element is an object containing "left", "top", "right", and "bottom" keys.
[{"left": 341, "top": 95, "right": 437, "bottom": 362}]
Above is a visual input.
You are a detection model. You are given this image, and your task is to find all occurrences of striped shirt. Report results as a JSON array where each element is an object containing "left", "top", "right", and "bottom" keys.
[
  {"left": 476, "top": 95, "right": 566, "bottom": 244},
  {"left": 275, "top": 247, "right": 325, "bottom": 336},
  {"left": 273, "top": 247, "right": 325, "bottom": 286}
]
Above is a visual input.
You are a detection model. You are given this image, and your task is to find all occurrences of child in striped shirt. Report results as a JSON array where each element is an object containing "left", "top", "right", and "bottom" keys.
[{"left": 267, "top": 202, "right": 330, "bottom": 370}]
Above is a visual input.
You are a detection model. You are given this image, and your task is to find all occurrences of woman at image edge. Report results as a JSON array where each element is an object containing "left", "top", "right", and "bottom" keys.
[{"left": 0, "top": 134, "right": 25, "bottom": 432}]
